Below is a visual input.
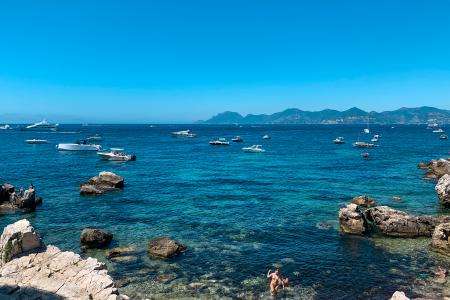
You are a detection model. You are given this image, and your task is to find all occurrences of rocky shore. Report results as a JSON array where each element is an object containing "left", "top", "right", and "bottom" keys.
[{"left": 0, "top": 183, "right": 42, "bottom": 212}]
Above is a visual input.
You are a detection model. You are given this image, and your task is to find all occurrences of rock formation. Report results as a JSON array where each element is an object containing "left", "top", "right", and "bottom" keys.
[
  {"left": 338, "top": 204, "right": 367, "bottom": 235},
  {"left": 80, "top": 172, "right": 124, "bottom": 195},
  {"left": 419, "top": 158, "right": 450, "bottom": 180},
  {"left": 80, "top": 228, "right": 113, "bottom": 249},
  {"left": 390, "top": 291, "right": 410, "bottom": 300},
  {"left": 431, "top": 223, "right": 450, "bottom": 255},
  {"left": 0, "top": 183, "right": 42, "bottom": 212},
  {"left": 0, "top": 219, "right": 127, "bottom": 299},
  {"left": 351, "top": 195, "right": 376, "bottom": 207},
  {"left": 436, "top": 174, "right": 450, "bottom": 206},
  {"left": 148, "top": 237, "right": 187, "bottom": 258}
]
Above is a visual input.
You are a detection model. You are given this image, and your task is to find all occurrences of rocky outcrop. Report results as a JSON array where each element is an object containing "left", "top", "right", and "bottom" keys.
[
  {"left": 351, "top": 195, "right": 376, "bottom": 207},
  {"left": 80, "top": 172, "right": 124, "bottom": 195},
  {"left": 0, "top": 219, "right": 127, "bottom": 299},
  {"left": 420, "top": 158, "right": 450, "bottom": 180},
  {"left": 0, "top": 219, "right": 43, "bottom": 265},
  {"left": 0, "top": 183, "right": 42, "bottom": 212},
  {"left": 436, "top": 174, "right": 450, "bottom": 206},
  {"left": 338, "top": 204, "right": 367, "bottom": 235},
  {"left": 365, "top": 206, "right": 450, "bottom": 237},
  {"left": 148, "top": 237, "right": 187, "bottom": 258},
  {"left": 390, "top": 291, "right": 410, "bottom": 300},
  {"left": 80, "top": 228, "right": 113, "bottom": 249},
  {"left": 431, "top": 223, "right": 450, "bottom": 255}
]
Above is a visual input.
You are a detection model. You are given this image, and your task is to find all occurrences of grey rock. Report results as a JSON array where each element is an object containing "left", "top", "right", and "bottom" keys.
[
  {"left": 80, "top": 172, "right": 124, "bottom": 195},
  {"left": 148, "top": 237, "right": 187, "bottom": 258},
  {"left": 338, "top": 203, "right": 368, "bottom": 235},
  {"left": 80, "top": 228, "right": 113, "bottom": 249}
]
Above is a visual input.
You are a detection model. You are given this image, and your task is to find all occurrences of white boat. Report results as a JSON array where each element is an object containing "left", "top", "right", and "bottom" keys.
[
  {"left": 209, "top": 138, "right": 230, "bottom": 145},
  {"left": 26, "top": 139, "right": 49, "bottom": 144},
  {"left": 363, "top": 128, "right": 370, "bottom": 134},
  {"left": 433, "top": 128, "right": 444, "bottom": 133},
  {"left": 242, "top": 145, "right": 265, "bottom": 153},
  {"left": 0, "top": 124, "right": 11, "bottom": 130},
  {"left": 353, "top": 141, "right": 375, "bottom": 148},
  {"left": 262, "top": 134, "right": 271, "bottom": 140},
  {"left": 97, "top": 148, "right": 136, "bottom": 161},
  {"left": 232, "top": 136, "right": 244, "bottom": 142},
  {"left": 371, "top": 135, "right": 379, "bottom": 142},
  {"left": 171, "top": 129, "right": 196, "bottom": 138},
  {"left": 57, "top": 140, "right": 101, "bottom": 151},
  {"left": 23, "top": 119, "right": 59, "bottom": 131},
  {"left": 86, "top": 134, "right": 103, "bottom": 141},
  {"left": 440, "top": 134, "right": 448, "bottom": 140},
  {"left": 333, "top": 137, "right": 345, "bottom": 144}
]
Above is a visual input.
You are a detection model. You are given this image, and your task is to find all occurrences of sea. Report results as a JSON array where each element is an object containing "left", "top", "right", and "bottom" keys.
[{"left": 0, "top": 124, "right": 449, "bottom": 299}]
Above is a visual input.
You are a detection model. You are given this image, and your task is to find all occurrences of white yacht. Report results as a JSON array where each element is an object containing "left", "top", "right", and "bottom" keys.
[
  {"left": 363, "top": 128, "right": 370, "bottom": 134},
  {"left": 433, "top": 128, "right": 444, "bottom": 133},
  {"left": 23, "top": 119, "right": 59, "bottom": 131},
  {"left": 209, "top": 138, "right": 230, "bottom": 145},
  {"left": 262, "top": 134, "right": 271, "bottom": 140},
  {"left": 371, "top": 135, "right": 379, "bottom": 143},
  {"left": 242, "top": 145, "right": 265, "bottom": 153},
  {"left": 97, "top": 148, "right": 136, "bottom": 161},
  {"left": 333, "top": 137, "right": 345, "bottom": 144},
  {"left": 440, "top": 134, "right": 448, "bottom": 140},
  {"left": 57, "top": 140, "right": 101, "bottom": 151},
  {"left": 353, "top": 141, "right": 375, "bottom": 148},
  {"left": 232, "top": 136, "right": 244, "bottom": 142},
  {"left": 171, "top": 129, "right": 196, "bottom": 138},
  {"left": 0, "top": 124, "right": 11, "bottom": 130},
  {"left": 26, "top": 139, "right": 49, "bottom": 144}
]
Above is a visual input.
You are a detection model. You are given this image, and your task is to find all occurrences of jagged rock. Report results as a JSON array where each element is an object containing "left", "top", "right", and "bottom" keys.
[
  {"left": 0, "top": 183, "right": 42, "bottom": 212},
  {"left": 390, "top": 291, "right": 409, "bottom": 300},
  {"left": 80, "top": 228, "right": 113, "bottom": 249},
  {"left": 431, "top": 223, "right": 450, "bottom": 255},
  {"left": 148, "top": 237, "right": 187, "bottom": 258},
  {"left": 436, "top": 174, "right": 450, "bottom": 206},
  {"left": 365, "top": 206, "right": 450, "bottom": 237},
  {"left": 421, "top": 159, "right": 450, "bottom": 180},
  {"left": 351, "top": 195, "right": 376, "bottom": 207},
  {"left": 80, "top": 172, "right": 124, "bottom": 195},
  {"left": 338, "top": 204, "right": 367, "bottom": 235},
  {"left": 0, "top": 219, "right": 43, "bottom": 265}
]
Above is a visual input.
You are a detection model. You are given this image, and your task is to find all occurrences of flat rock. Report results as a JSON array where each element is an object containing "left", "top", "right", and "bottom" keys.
[
  {"left": 338, "top": 204, "right": 367, "bottom": 235},
  {"left": 436, "top": 174, "right": 450, "bottom": 206},
  {"left": 148, "top": 237, "right": 187, "bottom": 258},
  {"left": 80, "top": 228, "right": 113, "bottom": 249},
  {"left": 80, "top": 172, "right": 124, "bottom": 195}
]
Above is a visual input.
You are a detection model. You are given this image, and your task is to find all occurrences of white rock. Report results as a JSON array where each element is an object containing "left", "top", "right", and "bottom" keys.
[
  {"left": 436, "top": 174, "right": 450, "bottom": 206},
  {"left": 390, "top": 291, "right": 409, "bottom": 300}
]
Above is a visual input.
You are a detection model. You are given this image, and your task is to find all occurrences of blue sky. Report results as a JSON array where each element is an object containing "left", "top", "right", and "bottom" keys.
[{"left": 1, "top": 0, "right": 450, "bottom": 122}]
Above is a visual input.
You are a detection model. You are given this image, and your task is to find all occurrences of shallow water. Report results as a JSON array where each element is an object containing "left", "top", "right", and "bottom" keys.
[{"left": 0, "top": 124, "right": 449, "bottom": 299}]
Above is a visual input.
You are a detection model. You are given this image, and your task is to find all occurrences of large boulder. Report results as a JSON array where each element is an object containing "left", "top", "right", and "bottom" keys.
[
  {"left": 351, "top": 195, "right": 376, "bottom": 207},
  {"left": 80, "top": 228, "right": 113, "bottom": 249},
  {"left": 390, "top": 291, "right": 410, "bottom": 300},
  {"left": 431, "top": 223, "right": 450, "bottom": 255},
  {"left": 80, "top": 172, "right": 124, "bottom": 195},
  {"left": 0, "top": 219, "right": 43, "bottom": 265},
  {"left": 148, "top": 237, "right": 187, "bottom": 258},
  {"left": 421, "top": 159, "right": 450, "bottom": 180},
  {"left": 436, "top": 174, "right": 450, "bottom": 206},
  {"left": 338, "top": 204, "right": 368, "bottom": 235},
  {"left": 365, "top": 206, "right": 449, "bottom": 237}
]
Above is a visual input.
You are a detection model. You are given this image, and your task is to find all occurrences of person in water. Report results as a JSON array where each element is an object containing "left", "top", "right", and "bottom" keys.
[{"left": 267, "top": 268, "right": 289, "bottom": 296}]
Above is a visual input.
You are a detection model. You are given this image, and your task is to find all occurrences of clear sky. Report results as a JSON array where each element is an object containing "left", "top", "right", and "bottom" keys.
[{"left": 1, "top": 0, "right": 450, "bottom": 123}]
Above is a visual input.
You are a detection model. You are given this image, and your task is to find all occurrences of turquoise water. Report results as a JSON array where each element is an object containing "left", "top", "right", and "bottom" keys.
[{"left": 0, "top": 124, "right": 449, "bottom": 299}]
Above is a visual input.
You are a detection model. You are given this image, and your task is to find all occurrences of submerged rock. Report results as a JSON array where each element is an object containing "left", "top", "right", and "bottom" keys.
[
  {"left": 436, "top": 174, "right": 450, "bottom": 206},
  {"left": 365, "top": 206, "right": 448, "bottom": 237},
  {"left": 0, "top": 183, "right": 42, "bottom": 212},
  {"left": 338, "top": 204, "right": 367, "bottom": 235},
  {"left": 0, "top": 219, "right": 127, "bottom": 299},
  {"left": 80, "top": 228, "right": 113, "bottom": 249},
  {"left": 0, "top": 219, "right": 43, "bottom": 265},
  {"left": 80, "top": 171, "right": 124, "bottom": 195},
  {"left": 431, "top": 223, "right": 450, "bottom": 255},
  {"left": 107, "top": 245, "right": 138, "bottom": 263},
  {"left": 351, "top": 195, "right": 376, "bottom": 207},
  {"left": 390, "top": 291, "right": 409, "bottom": 300},
  {"left": 148, "top": 237, "right": 187, "bottom": 258}
]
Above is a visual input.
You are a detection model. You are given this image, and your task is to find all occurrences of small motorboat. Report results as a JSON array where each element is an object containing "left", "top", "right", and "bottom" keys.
[
  {"left": 363, "top": 128, "right": 370, "bottom": 134},
  {"left": 232, "top": 136, "right": 244, "bottom": 142},
  {"left": 22, "top": 119, "right": 59, "bottom": 131},
  {"left": 242, "top": 145, "right": 265, "bottom": 153},
  {"left": 333, "top": 137, "right": 345, "bottom": 144},
  {"left": 0, "top": 124, "right": 11, "bottom": 130},
  {"left": 171, "top": 129, "right": 196, "bottom": 138},
  {"left": 361, "top": 152, "right": 370, "bottom": 159},
  {"left": 371, "top": 135, "right": 379, "bottom": 142},
  {"left": 433, "top": 128, "right": 444, "bottom": 133},
  {"left": 209, "top": 138, "right": 230, "bottom": 145},
  {"left": 262, "top": 134, "right": 271, "bottom": 140},
  {"left": 86, "top": 134, "right": 103, "bottom": 141},
  {"left": 353, "top": 141, "right": 375, "bottom": 148},
  {"left": 26, "top": 139, "right": 49, "bottom": 144},
  {"left": 57, "top": 140, "right": 102, "bottom": 151},
  {"left": 440, "top": 134, "right": 448, "bottom": 140},
  {"left": 97, "top": 148, "right": 136, "bottom": 161}
]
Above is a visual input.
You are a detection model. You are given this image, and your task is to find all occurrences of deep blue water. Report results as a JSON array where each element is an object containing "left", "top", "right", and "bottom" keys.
[{"left": 0, "top": 124, "right": 449, "bottom": 299}]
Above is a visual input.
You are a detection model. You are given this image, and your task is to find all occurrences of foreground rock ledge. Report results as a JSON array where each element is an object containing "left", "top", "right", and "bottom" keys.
[
  {"left": 80, "top": 172, "right": 124, "bottom": 195},
  {"left": 0, "top": 219, "right": 127, "bottom": 299}
]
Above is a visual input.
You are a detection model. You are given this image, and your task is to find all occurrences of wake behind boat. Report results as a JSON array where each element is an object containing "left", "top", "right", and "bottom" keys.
[
  {"left": 171, "top": 129, "right": 196, "bottom": 138},
  {"left": 57, "top": 140, "right": 101, "bottom": 151},
  {"left": 97, "top": 148, "right": 136, "bottom": 161},
  {"left": 26, "top": 139, "right": 49, "bottom": 144},
  {"left": 242, "top": 145, "right": 265, "bottom": 153},
  {"left": 0, "top": 124, "right": 11, "bottom": 130},
  {"left": 22, "top": 119, "right": 59, "bottom": 131},
  {"left": 333, "top": 137, "right": 345, "bottom": 144}
]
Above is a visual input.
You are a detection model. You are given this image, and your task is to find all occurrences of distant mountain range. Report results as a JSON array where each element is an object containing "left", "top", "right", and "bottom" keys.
[{"left": 198, "top": 106, "right": 450, "bottom": 125}]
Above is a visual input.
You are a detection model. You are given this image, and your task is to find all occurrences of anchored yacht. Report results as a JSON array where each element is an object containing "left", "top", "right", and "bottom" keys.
[
  {"left": 171, "top": 129, "right": 196, "bottom": 138},
  {"left": 23, "top": 119, "right": 59, "bottom": 131},
  {"left": 242, "top": 145, "right": 265, "bottom": 153},
  {"left": 97, "top": 148, "right": 136, "bottom": 161},
  {"left": 57, "top": 140, "right": 101, "bottom": 151}
]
